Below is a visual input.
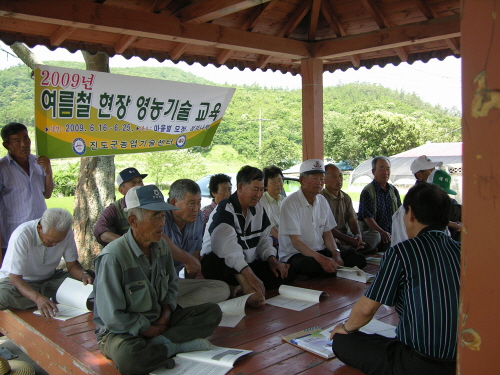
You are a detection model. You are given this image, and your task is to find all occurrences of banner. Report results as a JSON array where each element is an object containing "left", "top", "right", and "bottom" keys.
[{"left": 34, "top": 65, "right": 235, "bottom": 159}]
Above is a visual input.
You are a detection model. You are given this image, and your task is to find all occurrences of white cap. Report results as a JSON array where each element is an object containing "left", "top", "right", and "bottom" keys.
[
  {"left": 300, "top": 159, "right": 325, "bottom": 174},
  {"left": 410, "top": 155, "right": 443, "bottom": 174}
]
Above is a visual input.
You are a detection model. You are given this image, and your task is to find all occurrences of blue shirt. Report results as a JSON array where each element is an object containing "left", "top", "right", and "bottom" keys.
[
  {"left": 365, "top": 227, "right": 461, "bottom": 359},
  {"left": 163, "top": 210, "right": 204, "bottom": 274},
  {"left": 358, "top": 180, "right": 401, "bottom": 233}
]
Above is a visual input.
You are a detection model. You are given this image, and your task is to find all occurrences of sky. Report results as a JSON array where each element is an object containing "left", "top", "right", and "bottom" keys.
[{"left": 0, "top": 42, "right": 462, "bottom": 111}]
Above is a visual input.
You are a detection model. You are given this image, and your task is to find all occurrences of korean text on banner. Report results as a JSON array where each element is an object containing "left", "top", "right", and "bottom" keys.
[{"left": 34, "top": 65, "right": 236, "bottom": 159}]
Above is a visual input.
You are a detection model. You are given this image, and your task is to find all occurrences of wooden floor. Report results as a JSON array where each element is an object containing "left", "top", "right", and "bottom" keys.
[{"left": 0, "top": 261, "right": 398, "bottom": 375}]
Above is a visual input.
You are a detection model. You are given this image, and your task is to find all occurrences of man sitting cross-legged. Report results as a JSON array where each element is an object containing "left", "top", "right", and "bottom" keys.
[
  {"left": 93, "top": 185, "right": 221, "bottom": 375},
  {"left": 201, "top": 165, "right": 292, "bottom": 307}
]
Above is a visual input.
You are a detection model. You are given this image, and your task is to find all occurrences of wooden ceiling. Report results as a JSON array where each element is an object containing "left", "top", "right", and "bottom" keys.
[{"left": 0, "top": 0, "right": 460, "bottom": 75}]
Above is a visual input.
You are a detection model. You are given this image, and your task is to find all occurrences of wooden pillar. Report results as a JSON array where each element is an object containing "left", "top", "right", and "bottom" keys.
[
  {"left": 301, "top": 58, "right": 324, "bottom": 161},
  {"left": 458, "top": 1, "right": 500, "bottom": 372}
]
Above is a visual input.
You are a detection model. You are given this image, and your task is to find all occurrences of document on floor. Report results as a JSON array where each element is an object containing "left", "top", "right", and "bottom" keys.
[
  {"left": 283, "top": 327, "right": 334, "bottom": 359},
  {"left": 319, "top": 319, "right": 397, "bottom": 339},
  {"left": 217, "top": 294, "right": 251, "bottom": 327},
  {"left": 336, "top": 266, "right": 375, "bottom": 283},
  {"left": 33, "top": 277, "right": 93, "bottom": 321},
  {"left": 266, "top": 285, "right": 327, "bottom": 311},
  {"left": 150, "top": 346, "right": 252, "bottom": 375}
]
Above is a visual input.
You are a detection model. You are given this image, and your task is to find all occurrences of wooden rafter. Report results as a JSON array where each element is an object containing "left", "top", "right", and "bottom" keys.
[
  {"left": 180, "top": 0, "right": 271, "bottom": 25},
  {"left": 170, "top": 42, "right": 189, "bottom": 60},
  {"left": 313, "top": 15, "right": 460, "bottom": 59},
  {"left": 361, "top": 0, "right": 389, "bottom": 29},
  {"left": 50, "top": 25, "right": 76, "bottom": 46},
  {"left": 114, "top": 35, "right": 137, "bottom": 54},
  {"left": 308, "top": 0, "right": 321, "bottom": 41},
  {"left": 0, "top": 0, "right": 310, "bottom": 59},
  {"left": 281, "top": 0, "right": 313, "bottom": 38},
  {"left": 148, "top": 0, "right": 173, "bottom": 14},
  {"left": 320, "top": 1, "right": 343, "bottom": 37}
]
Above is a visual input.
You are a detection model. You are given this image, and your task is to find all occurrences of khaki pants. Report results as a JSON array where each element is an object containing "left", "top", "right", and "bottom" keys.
[{"left": 177, "top": 278, "right": 230, "bottom": 308}]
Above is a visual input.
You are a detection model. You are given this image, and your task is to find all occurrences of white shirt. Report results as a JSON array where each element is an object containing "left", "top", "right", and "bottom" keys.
[
  {"left": 0, "top": 219, "right": 78, "bottom": 281},
  {"left": 260, "top": 191, "right": 283, "bottom": 229},
  {"left": 279, "top": 188, "right": 337, "bottom": 262}
]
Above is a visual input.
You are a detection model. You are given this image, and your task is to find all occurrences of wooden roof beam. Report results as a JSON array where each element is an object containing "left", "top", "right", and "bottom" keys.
[
  {"left": 50, "top": 25, "right": 76, "bottom": 46},
  {"left": 281, "top": 0, "right": 313, "bottom": 38},
  {"left": 415, "top": 0, "right": 438, "bottom": 19},
  {"left": 313, "top": 14, "right": 460, "bottom": 59},
  {"left": 394, "top": 46, "right": 408, "bottom": 62},
  {"left": 361, "top": 0, "right": 389, "bottom": 29},
  {"left": 446, "top": 37, "right": 460, "bottom": 55},
  {"left": 309, "top": 0, "right": 321, "bottom": 41},
  {"left": 0, "top": 0, "right": 310, "bottom": 59},
  {"left": 170, "top": 42, "right": 189, "bottom": 60},
  {"left": 148, "top": 0, "right": 173, "bottom": 14},
  {"left": 114, "top": 35, "right": 137, "bottom": 54},
  {"left": 320, "top": 1, "right": 345, "bottom": 37},
  {"left": 181, "top": 0, "right": 271, "bottom": 25}
]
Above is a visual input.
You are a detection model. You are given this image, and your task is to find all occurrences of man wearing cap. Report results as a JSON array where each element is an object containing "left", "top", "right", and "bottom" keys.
[
  {"left": 391, "top": 169, "right": 460, "bottom": 246},
  {"left": 93, "top": 185, "right": 221, "bottom": 375},
  {"left": 93, "top": 167, "right": 147, "bottom": 245},
  {"left": 358, "top": 156, "right": 402, "bottom": 252},
  {"left": 0, "top": 208, "right": 92, "bottom": 316},
  {"left": 331, "top": 183, "right": 460, "bottom": 375},
  {"left": 279, "top": 159, "right": 366, "bottom": 281},
  {"left": 411, "top": 155, "right": 443, "bottom": 183},
  {"left": 201, "top": 166, "right": 291, "bottom": 308}
]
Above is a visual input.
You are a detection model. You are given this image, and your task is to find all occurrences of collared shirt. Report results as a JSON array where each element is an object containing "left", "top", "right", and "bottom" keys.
[
  {"left": 201, "top": 193, "right": 276, "bottom": 273},
  {"left": 0, "top": 219, "right": 78, "bottom": 281},
  {"left": 279, "top": 188, "right": 337, "bottom": 262},
  {"left": 93, "top": 198, "right": 127, "bottom": 246},
  {"left": 260, "top": 191, "right": 284, "bottom": 230},
  {"left": 320, "top": 188, "right": 356, "bottom": 234},
  {"left": 358, "top": 180, "right": 401, "bottom": 233},
  {"left": 0, "top": 153, "right": 47, "bottom": 248},
  {"left": 163, "top": 210, "right": 204, "bottom": 274},
  {"left": 365, "top": 227, "right": 461, "bottom": 360},
  {"left": 93, "top": 229, "right": 178, "bottom": 339}
]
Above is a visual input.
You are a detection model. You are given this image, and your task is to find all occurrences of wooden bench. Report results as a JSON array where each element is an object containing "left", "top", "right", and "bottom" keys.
[{"left": 0, "top": 262, "right": 397, "bottom": 375}]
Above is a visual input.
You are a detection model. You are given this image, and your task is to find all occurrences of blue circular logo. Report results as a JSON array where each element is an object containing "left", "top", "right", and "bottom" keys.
[
  {"left": 72, "top": 137, "right": 86, "bottom": 155},
  {"left": 176, "top": 135, "right": 187, "bottom": 148}
]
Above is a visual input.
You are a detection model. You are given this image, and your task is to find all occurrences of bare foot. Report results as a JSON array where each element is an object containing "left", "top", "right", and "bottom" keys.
[
  {"left": 229, "top": 285, "right": 242, "bottom": 298},
  {"left": 246, "top": 293, "right": 265, "bottom": 307}
]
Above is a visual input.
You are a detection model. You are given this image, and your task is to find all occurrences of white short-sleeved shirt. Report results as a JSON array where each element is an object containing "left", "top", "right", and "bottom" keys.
[
  {"left": 0, "top": 219, "right": 78, "bottom": 281},
  {"left": 279, "top": 188, "right": 337, "bottom": 262}
]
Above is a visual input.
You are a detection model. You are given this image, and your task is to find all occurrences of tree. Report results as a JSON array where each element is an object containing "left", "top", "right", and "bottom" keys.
[{"left": 260, "top": 136, "right": 301, "bottom": 170}]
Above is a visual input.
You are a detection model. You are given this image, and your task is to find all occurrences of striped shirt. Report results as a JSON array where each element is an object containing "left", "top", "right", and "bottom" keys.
[
  {"left": 0, "top": 153, "right": 47, "bottom": 248},
  {"left": 365, "top": 226, "right": 461, "bottom": 360}
]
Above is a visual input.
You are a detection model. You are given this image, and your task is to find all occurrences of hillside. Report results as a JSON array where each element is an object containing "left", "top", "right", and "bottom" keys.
[{"left": 0, "top": 62, "right": 461, "bottom": 168}]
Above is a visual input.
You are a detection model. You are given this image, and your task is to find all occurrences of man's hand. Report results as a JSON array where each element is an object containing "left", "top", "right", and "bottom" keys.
[
  {"left": 184, "top": 254, "right": 201, "bottom": 277},
  {"left": 37, "top": 156, "right": 52, "bottom": 174},
  {"left": 268, "top": 256, "right": 289, "bottom": 279},
  {"left": 81, "top": 272, "right": 94, "bottom": 286},
  {"left": 34, "top": 294, "right": 59, "bottom": 318},
  {"left": 241, "top": 267, "right": 266, "bottom": 297},
  {"left": 330, "top": 323, "right": 347, "bottom": 339},
  {"left": 140, "top": 324, "right": 166, "bottom": 338},
  {"left": 379, "top": 230, "right": 391, "bottom": 243},
  {"left": 316, "top": 254, "right": 339, "bottom": 273}
]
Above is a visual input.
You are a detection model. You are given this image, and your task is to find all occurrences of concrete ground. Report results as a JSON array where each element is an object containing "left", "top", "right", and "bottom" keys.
[{"left": 0, "top": 336, "right": 49, "bottom": 375}]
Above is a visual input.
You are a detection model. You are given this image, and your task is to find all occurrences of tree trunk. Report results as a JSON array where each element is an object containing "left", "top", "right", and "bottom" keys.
[
  {"left": 73, "top": 51, "right": 115, "bottom": 269},
  {"left": 10, "top": 42, "right": 42, "bottom": 69}
]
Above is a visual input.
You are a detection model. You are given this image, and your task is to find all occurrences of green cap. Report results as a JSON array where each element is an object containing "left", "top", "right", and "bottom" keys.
[{"left": 427, "top": 169, "right": 457, "bottom": 195}]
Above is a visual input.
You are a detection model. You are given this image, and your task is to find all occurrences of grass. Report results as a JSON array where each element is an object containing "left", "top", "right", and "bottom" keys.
[{"left": 46, "top": 196, "right": 75, "bottom": 214}]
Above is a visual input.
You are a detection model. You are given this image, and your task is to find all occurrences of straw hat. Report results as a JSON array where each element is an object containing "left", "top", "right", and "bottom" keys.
[{"left": 0, "top": 356, "right": 35, "bottom": 375}]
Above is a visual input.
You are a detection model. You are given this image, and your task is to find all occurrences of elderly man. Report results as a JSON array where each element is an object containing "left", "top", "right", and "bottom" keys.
[
  {"left": 410, "top": 155, "right": 443, "bottom": 183},
  {"left": 279, "top": 160, "right": 366, "bottom": 281},
  {"left": 0, "top": 122, "right": 54, "bottom": 259},
  {"left": 163, "top": 179, "right": 229, "bottom": 307},
  {"left": 93, "top": 185, "right": 221, "bottom": 375},
  {"left": 358, "top": 156, "right": 401, "bottom": 252},
  {"left": 331, "top": 183, "right": 460, "bottom": 375},
  {"left": 201, "top": 166, "right": 290, "bottom": 308},
  {"left": 320, "top": 164, "right": 376, "bottom": 254},
  {"left": 0, "top": 208, "right": 92, "bottom": 317}
]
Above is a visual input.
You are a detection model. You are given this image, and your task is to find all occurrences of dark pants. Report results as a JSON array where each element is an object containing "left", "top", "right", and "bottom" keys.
[
  {"left": 287, "top": 249, "right": 367, "bottom": 279},
  {"left": 99, "top": 303, "right": 222, "bottom": 375},
  {"left": 332, "top": 332, "right": 456, "bottom": 375},
  {"left": 201, "top": 252, "right": 294, "bottom": 290}
]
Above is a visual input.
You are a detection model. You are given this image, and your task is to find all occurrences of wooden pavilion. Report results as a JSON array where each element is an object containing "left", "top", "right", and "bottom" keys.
[{"left": 0, "top": 1, "right": 498, "bottom": 373}]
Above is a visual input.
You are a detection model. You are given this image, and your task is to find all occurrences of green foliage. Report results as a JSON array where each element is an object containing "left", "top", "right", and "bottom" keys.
[
  {"left": 260, "top": 135, "right": 301, "bottom": 169},
  {"left": 52, "top": 162, "right": 80, "bottom": 197},
  {"left": 143, "top": 149, "right": 208, "bottom": 188}
]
